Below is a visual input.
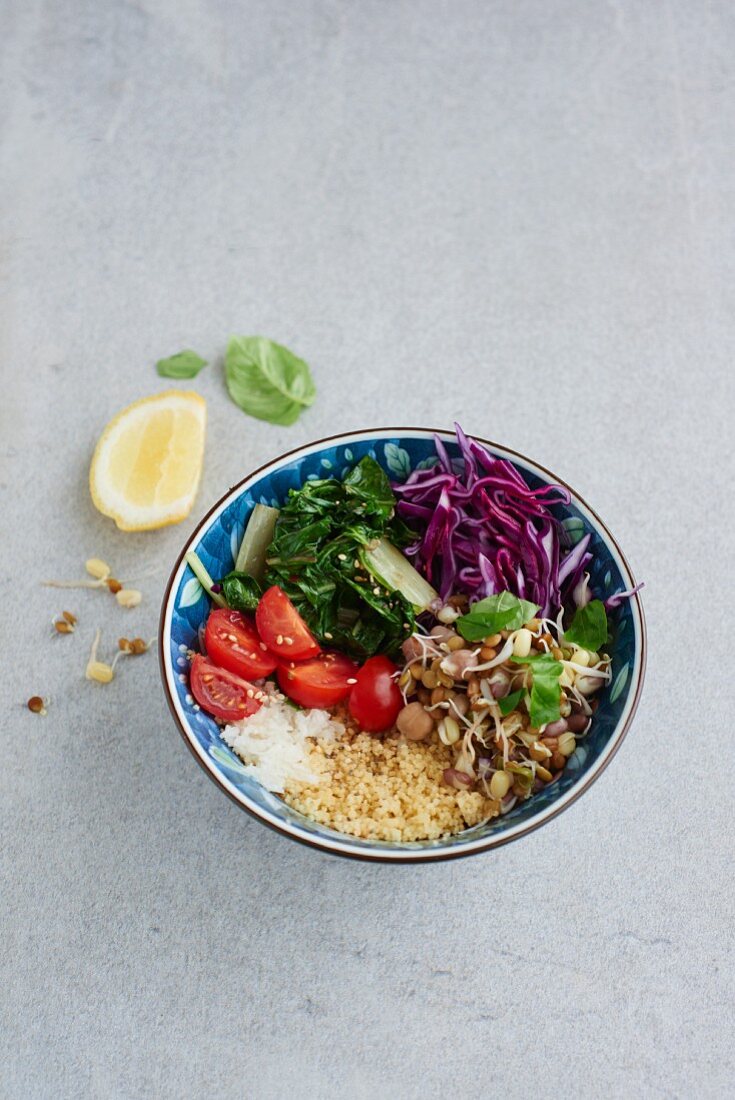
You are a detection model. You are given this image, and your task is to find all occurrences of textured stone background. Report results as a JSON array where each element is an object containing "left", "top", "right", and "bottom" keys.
[{"left": 1, "top": 2, "right": 733, "bottom": 1097}]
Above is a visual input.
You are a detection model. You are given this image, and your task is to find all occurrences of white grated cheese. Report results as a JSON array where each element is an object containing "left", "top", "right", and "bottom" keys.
[{"left": 221, "top": 695, "right": 344, "bottom": 793}]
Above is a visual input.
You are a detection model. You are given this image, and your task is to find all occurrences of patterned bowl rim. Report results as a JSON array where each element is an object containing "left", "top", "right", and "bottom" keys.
[{"left": 159, "top": 427, "right": 646, "bottom": 863}]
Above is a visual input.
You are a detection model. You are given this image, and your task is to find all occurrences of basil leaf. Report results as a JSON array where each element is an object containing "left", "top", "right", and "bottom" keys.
[
  {"left": 225, "top": 336, "right": 316, "bottom": 426},
  {"left": 156, "top": 349, "right": 207, "bottom": 379},
  {"left": 457, "top": 592, "right": 540, "bottom": 642},
  {"left": 498, "top": 688, "right": 524, "bottom": 716},
  {"left": 563, "top": 599, "right": 608, "bottom": 652},
  {"left": 218, "top": 571, "right": 262, "bottom": 612},
  {"left": 510, "top": 652, "right": 563, "bottom": 728}
]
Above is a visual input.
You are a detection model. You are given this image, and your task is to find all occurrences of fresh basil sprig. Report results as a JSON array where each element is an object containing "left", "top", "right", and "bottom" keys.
[
  {"left": 563, "top": 599, "right": 608, "bottom": 652},
  {"left": 510, "top": 652, "right": 563, "bottom": 728},
  {"left": 156, "top": 350, "right": 208, "bottom": 379},
  {"left": 225, "top": 336, "right": 316, "bottom": 426},
  {"left": 456, "top": 592, "right": 540, "bottom": 642}
]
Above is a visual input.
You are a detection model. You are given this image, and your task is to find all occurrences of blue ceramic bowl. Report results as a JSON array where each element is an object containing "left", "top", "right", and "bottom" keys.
[{"left": 159, "top": 429, "right": 646, "bottom": 862}]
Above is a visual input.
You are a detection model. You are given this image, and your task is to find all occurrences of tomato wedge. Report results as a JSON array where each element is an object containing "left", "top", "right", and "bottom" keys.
[
  {"left": 277, "top": 652, "right": 359, "bottom": 709},
  {"left": 255, "top": 585, "right": 320, "bottom": 659},
  {"left": 205, "top": 608, "right": 277, "bottom": 680},
  {"left": 348, "top": 655, "right": 402, "bottom": 732},
  {"left": 189, "top": 654, "right": 262, "bottom": 722}
]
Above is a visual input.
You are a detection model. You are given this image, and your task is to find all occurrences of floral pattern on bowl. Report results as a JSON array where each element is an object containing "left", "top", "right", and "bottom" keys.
[{"left": 160, "top": 429, "right": 645, "bottom": 862}]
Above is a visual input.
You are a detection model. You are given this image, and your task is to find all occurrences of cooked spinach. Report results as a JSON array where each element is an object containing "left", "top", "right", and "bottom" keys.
[
  {"left": 219, "top": 571, "right": 262, "bottom": 612},
  {"left": 263, "top": 456, "right": 416, "bottom": 659}
]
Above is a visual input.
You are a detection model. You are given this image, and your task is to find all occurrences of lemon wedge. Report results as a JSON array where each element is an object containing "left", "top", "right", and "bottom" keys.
[{"left": 89, "top": 390, "right": 206, "bottom": 531}]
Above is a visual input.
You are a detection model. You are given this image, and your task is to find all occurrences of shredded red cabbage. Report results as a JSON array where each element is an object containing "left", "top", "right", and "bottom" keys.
[{"left": 393, "top": 425, "right": 640, "bottom": 617}]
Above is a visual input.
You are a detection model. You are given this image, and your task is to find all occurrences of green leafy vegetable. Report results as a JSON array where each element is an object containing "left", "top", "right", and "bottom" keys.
[
  {"left": 456, "top": 592, "right": 540, "bottom": 642},
  {"left": 156, "top": 350, "right": 207, "bottom": 379},
  {"left": 510, "top": 652, "right": 563, "bottom": 728},
  {"left": 498, "top": 688, "right": 525, "bottom": 716},
  {"left": 343, "top": 459, "right": 395, "bottom": 521},
  {"left": 264, "top": 456, "right": 415, "bottom": 659},
  {"left": 563, "top": 599, "right": 608, "bottom": 652},
  {"left": 218, "top": 571, "right": 262, "bottom": 612},
  {"left": 234, "top": 504, "right": 280, "bottom": 581},
  {"left": 225, "top": 336, "right": 316, "bottom": 426}
]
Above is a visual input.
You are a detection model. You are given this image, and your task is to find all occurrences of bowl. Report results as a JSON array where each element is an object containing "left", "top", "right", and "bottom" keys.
[{"left": 159, "top": 428, "right": 646, "bottom": 862}]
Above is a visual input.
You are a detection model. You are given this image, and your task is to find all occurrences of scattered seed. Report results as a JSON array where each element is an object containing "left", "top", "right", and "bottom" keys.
[
  {"left": 115, "top": 587, "right": 141, "bottom": 608},
  {"left": 62, "top": 610, "right": 77, "bottom": 625},
  {"left": 86, "top": 558, "right": 111, "bottom": 580},
  {"left": 54, "top": 619, "right": 75, "bottom": 634},
  {"left": 118, "top": 637, "right": 132, "bottom": 652},
  {"left": 106, "top": 577, "right": 122, "bottom": 594},
  {"left": 87, "top": 660, "right": 114, "bottom": 683},
  {"left": 130, "top": 637, "right": 148, "bottom": 655},
  {"left": 27, "top": 695, "right": 47, "bottom": 715}
]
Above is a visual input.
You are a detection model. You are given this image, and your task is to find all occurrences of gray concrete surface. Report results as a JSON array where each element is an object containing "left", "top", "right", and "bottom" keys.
[{"left": 2, "top": 1, "right": 734, "bottom": 1097}]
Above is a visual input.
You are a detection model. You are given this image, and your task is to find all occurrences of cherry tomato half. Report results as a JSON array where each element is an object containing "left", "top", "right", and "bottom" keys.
[
  {"left": 348, "top": 655, "right": 402, "bottom": 732},
  {"left": 205, "top": 608, "right": 277, "bottom": 680},
  {"left": 189, "top": 654, "right": 262, "bottom": 722},
  {"left": 278, "top": 652, "right": 359, "bottom": 709},
  {"left": 255, "top": 585, "right": 320, "bottom": 660}
]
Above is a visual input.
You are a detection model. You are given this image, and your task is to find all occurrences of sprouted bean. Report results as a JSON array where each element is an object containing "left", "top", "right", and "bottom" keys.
[{"left": 397, "top": 599, "right": 611, "bottom": 808}]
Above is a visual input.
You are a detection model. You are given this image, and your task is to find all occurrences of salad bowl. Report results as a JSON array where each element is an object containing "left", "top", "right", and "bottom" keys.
[{"left": 159, "top": 428, "right": 646, "bottom": 863}]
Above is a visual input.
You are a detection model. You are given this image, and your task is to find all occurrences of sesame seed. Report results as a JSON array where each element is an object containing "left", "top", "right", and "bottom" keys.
[
  {"left": 373, "top": 587, "right": 381, "bottom": 596},
  {"left": 284, "top": 636, "right": 294, "bottom": 645},
  {"left": 337, "top": 553, "right": 347, "bottom": 561},
  {"left": 346, "top": 678, "right": 358, "bottom": 685},
  {"left": 247, "top": 688, "right": 255, "bottom": 698},
  {"left": 276, "top": 634, "right": 284, "bottom": 645},
  {"left": 259, "top": 642, "right": 268, "bottom": 651},
  {"left": 324, "top": 632, "right": 333, "bottom": 640}
]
